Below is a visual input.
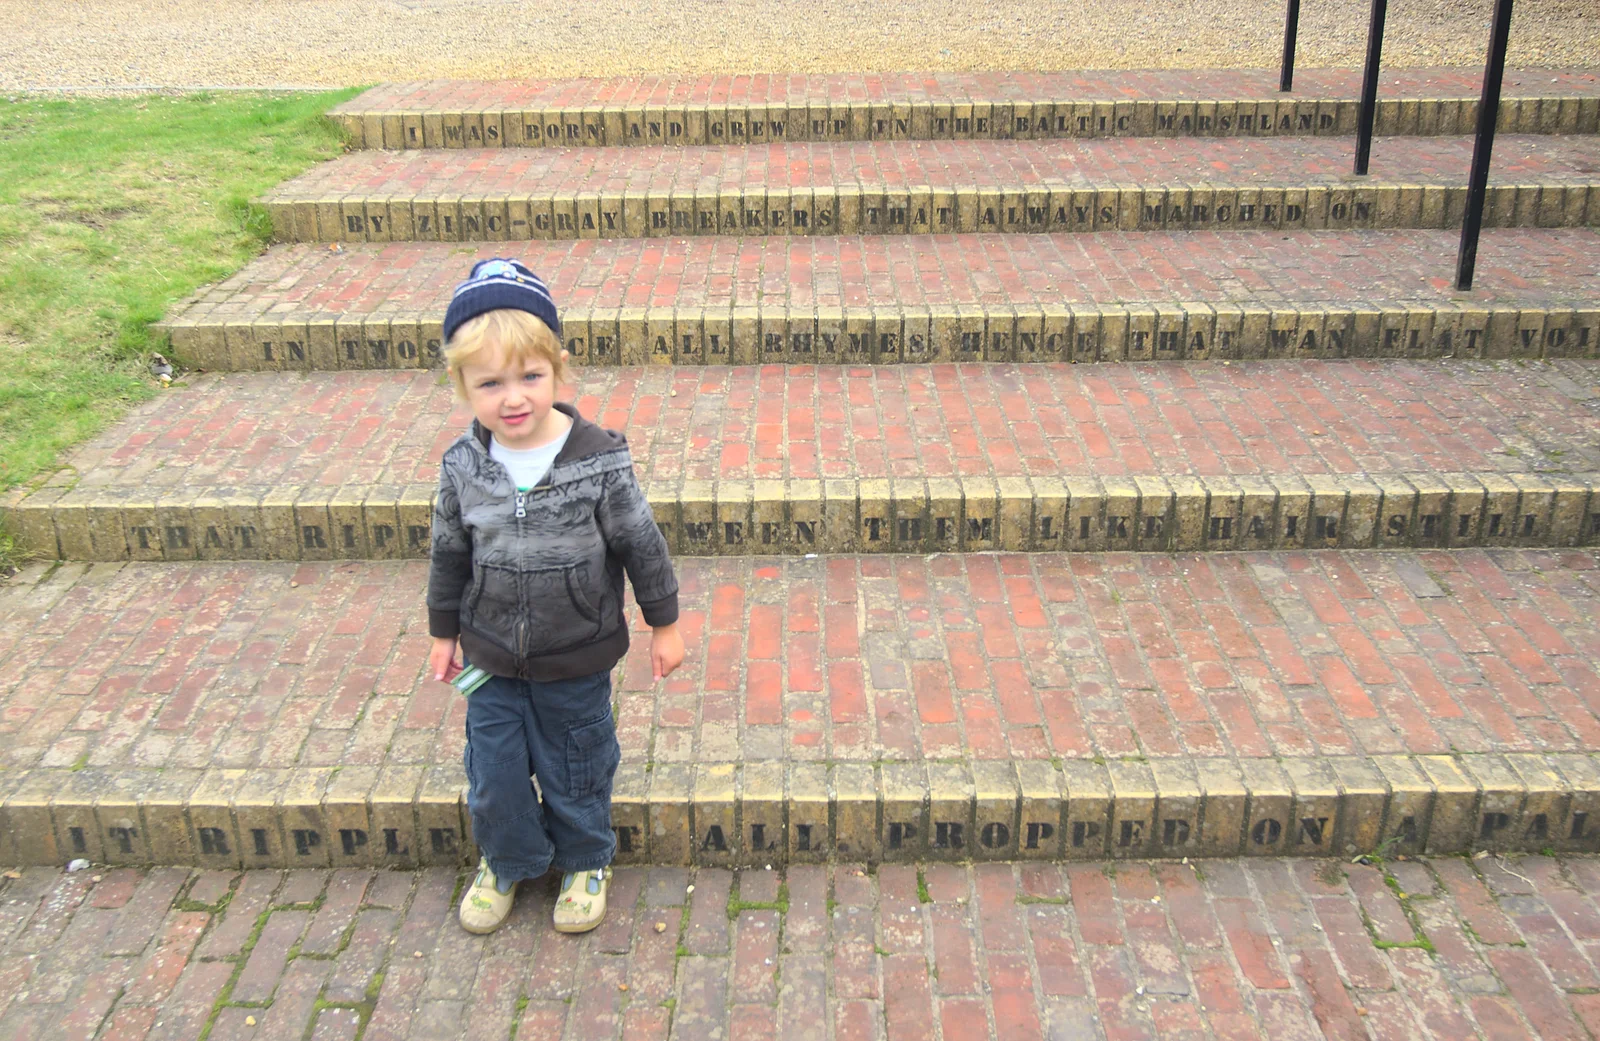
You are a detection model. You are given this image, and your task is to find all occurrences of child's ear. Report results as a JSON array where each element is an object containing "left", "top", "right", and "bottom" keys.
[{"left": 559, "top": 349, "right": 570, "bottom": 363}]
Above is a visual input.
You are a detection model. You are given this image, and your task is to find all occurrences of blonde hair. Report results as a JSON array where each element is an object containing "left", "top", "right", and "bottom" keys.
[{"left": 443, "top": 309, "right": 567, "bottom": 399}]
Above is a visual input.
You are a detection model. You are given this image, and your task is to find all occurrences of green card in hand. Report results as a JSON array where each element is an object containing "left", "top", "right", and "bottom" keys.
[{"left": 451, "top": 664, "right": 493, "bottom": 696}]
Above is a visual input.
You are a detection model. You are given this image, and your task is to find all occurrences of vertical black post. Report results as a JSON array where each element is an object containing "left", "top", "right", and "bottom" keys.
[
  {"left": 1280, "top": 0, "right": 1301, "bottom": 92},
  {"left": 1457, "top": 0, "right": 1515, "bottom": 291},
  {"left": 1355, "top": 0, "right": 1388, "bottom": 174}
]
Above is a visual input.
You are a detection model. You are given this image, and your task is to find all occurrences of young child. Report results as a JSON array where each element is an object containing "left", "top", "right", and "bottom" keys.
[{"left": 426, "top": 258, "right": 684, "bottom": 935}]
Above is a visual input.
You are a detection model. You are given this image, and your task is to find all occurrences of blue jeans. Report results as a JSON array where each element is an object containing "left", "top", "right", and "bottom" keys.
[{"left": 463, "top": 669, "right": 620, "bottom": 884}]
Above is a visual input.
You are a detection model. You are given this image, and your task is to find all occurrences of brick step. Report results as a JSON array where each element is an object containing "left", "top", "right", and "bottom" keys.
[
  {"left": 6, "top": 360, "right": 1598, "bottom": 562},
  {"left": 3, "top": 546, "right": 1599, "bottom": 868},
  {"left": 158, "top": 230, "right": 1600, "bottom": 372},
  {"left": 262, "top": 136, "right": 1600, "bottom": 244},
  {"left": 329, "top": 68, "right": 1600, "bottom": 149}
]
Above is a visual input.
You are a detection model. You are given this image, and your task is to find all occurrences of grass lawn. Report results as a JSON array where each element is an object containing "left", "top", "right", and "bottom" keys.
[{"left": 0, "top": 88, "right": 361, "bottom": 561}]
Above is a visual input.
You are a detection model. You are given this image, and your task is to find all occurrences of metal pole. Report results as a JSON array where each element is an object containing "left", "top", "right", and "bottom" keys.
[
  {"left": 1354, "top": 0, "right": 1388, "bottom": 174},
  {"left": 1457, "top": 0, "right": 1514, "bottom": 291},
  {"left": 1280, "top": 0, "right": 1301, "bottom": 92}
]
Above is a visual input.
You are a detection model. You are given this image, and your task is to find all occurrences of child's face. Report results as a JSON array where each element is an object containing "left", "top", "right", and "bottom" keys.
[{"left": 459, "top": 342, "right": 569, "bottom": 450}]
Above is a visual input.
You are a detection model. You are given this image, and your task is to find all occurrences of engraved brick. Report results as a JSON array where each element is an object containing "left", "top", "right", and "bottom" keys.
[
  {"left": 1062, "top": 760, "right": 1111, "bottom": 857},
  {"left": 1016, "top": 761, "right": 1065, "bottom": 859},
  {"left": 891, "top": 478, "right": 930, "bottom": 553},
  {"left": 416, "top": 765, "right": 466, "bottom": 866},
  {"left": 715, "top": 481, "right": 753, "bottom": 556},
  {"left": 1371, "top": 756, "right": 1433, "bottom": 857},
  {"left": 1546, "top": 755, "right": 1600, "bottom": 853},
  {"left": 232, "top": 769, "right": 289, "bottom": 868},
  {"left": 324, "top": 766, "right": 377, "bottom": 867},
  {"left": 1415, "top": 756, "right": 1480, "bottom": 854},
  {"left": 1373, "top": 475, "right": 1419, "bottom": 549},
  {"left": 279, "top": 769, "right": 333, "bottom": 868},
  {"left": 1151, "top": 759, "right": 1200, "bottom": 857},
  {"left": 1105, "top": 761, "right": 1156, "bottom": 857},
  {"left": 674, "top": 479, "right": 711, "bottom": 555},
  {"left": 881, "top": 762, "right": 927, "bottom": 862},
  {"left": 610, "top": 763, "right": 649, "bottom": 866},
  {"left": 1201, "top": 476, "right": 1243, "bottom": 550},
  {"left": 52, "top": 769, "right": 107, "bottom": 863},
  {"left": 971, "top": 761, "right": 1019, "bottom": 860},
  {"left": 1479, "top": 473, "right": 1522, "bottom": 546},
  {"left": 1282, "top": 758, "right": 1340, "bottom": 856},
  {"left": 1462, "top": 755, "right": 1534, "bottom": 853},
  {"left": 692, "top": 764, "right": 738, "bottom": 868},
  {"left": 960, "top": 476, "right": 999, "bottom": 551},
  {"left": 1031, "top": 475, "right": 1069, "bottom": 551},
  {"left": 740, "top": 761, "right": 784, "bottom": 867},
  {"left": 926, "top": 763, "right": 974, "bottom": 861},
  {"left": 1240, "top": 758, "right": 1292, "bottom": 855}
]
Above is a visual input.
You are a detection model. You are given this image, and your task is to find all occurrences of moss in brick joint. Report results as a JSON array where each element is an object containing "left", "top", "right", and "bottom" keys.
[
  {"left": 915, "top": 868, "right": 931, "bottom": 903},
  {"left": 1363, "top": 871, "right": 1435, "bottom": 953},
  {"left": 726, "top": 876, "right": 786, "bottom": 920},
  {"left": 197, "top": 906, "right": 276, "bottom": 1041}
]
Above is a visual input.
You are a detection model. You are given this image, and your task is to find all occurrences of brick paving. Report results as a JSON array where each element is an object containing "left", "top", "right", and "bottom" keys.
[
  {"left": 4, "top": 545, "right": 1600, "bottom": 773},
  {"left": 332, "top": 68, "right": 1600, "bottom": 114},
  {"left": 32, "top": 361, "right": 1600, "bottom": 494},
  {"left": 259, "top": 133, "right": 1600, "bottom": 209},
  {"left": 8, "top": 856, "right": 1600, "bottom": 1040},
  {"left": 163, "top": 231, "right": 1600, "bottom": 335}
]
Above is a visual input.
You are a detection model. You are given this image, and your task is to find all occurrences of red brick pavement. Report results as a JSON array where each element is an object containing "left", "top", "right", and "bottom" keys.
[
  {"left": 331, "top": 68, "right": 1600, "bottom": 113},
  {"left": 3, "top": 547, "right": 1599, "bottom": 773},
  {"left": 166, "top": 230, "right": 1600, "bottom": 327},
  {"left": 44, "top": 360, "right": 1600, "bottom": 492},
  {"left": 6, "top": 855, "right": 1600, "bottom": 1041},
  {"left": 263, "top": 134, "right": 1600, "bottom": 202}
]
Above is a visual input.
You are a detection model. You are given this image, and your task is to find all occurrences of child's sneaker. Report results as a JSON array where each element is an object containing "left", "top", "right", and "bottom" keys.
[
  {"left": 459, "top": 859, "right": 516, "bottom": 934},
  {"left": 553, "top": 866, "right": 610, "bottom": 933}
]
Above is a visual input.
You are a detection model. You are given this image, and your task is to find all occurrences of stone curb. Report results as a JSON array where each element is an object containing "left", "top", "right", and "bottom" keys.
[
  {"left": 156, "top": 301, "right": 1600, "bottom": 372},
  {"left": 5, "top": 753, "right": 1600, "bottom": 869},
  {"left": 5, "top": 471, "right": 1597, "bottom": 562},
  {"left": 263, "top": 180, "right": 1600, "bottom": 244},
  {"left": 331, "top": 94, "right": 1600, "bottom": 150}
]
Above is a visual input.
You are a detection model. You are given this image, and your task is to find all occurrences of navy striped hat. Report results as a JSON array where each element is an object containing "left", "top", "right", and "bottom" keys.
[{"left": 442, "top": 258, "right": 561, "bottom": 344}]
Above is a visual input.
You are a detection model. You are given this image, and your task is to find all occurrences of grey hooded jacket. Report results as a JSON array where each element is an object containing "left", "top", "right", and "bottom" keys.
[{"left": 426, "top": 402, "right": 679, "bottom": 681}]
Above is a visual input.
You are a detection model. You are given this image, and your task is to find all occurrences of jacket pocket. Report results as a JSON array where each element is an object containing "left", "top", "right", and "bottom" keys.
[
  {"left": 463, "top": 565, "right": 518, "bottom": 655},
  {"left": 521, "top": 560, "right": 605, "bottom": 654},
  {"left": 564, "top": 710, "right": 620, "bottom": 800}
]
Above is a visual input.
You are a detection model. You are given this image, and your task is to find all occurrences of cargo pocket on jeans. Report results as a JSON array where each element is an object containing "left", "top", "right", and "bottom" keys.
[{"left": 565, "top": 711, "right": 620, "bottom": 800}]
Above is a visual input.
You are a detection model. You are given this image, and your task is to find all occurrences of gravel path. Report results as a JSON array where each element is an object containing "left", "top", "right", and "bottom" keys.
[{"left": 4, "top": 0, "right": 1598, "bottom": 91}]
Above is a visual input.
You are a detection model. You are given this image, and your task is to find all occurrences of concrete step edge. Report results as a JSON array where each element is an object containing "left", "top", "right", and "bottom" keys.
[
  {"left": 331, "top": 94, "right": 1600, "bottom": 150},
  {"left": 264, "top": 181, "right": 1600, "bottom": 244},
  {"left": 6, "top": 470, "right": 1598, "bottom": 562},
  {"left": 157, "top": 301, "right": 1600, "bottom": 372},
  {"left": 4, "top": 753, "right": 1597, "bottom": 868}
]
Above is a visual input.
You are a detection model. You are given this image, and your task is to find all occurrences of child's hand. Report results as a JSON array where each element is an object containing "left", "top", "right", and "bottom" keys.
[
  {"left": 430, "top": 636, "right": 463, "bottom": 683},
  {"left": 650, "top": 623, "right": 685, "bottom": 682}
]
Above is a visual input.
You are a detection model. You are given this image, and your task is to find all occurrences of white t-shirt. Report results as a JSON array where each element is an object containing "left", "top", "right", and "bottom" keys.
[{"left": 490, "top": 424, "right": 572, "bottom": 491}]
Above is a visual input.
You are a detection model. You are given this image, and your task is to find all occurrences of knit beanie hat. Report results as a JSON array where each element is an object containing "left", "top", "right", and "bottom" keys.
[{"left": 442, "top": 258, "right": 562, "bottom": 344}]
